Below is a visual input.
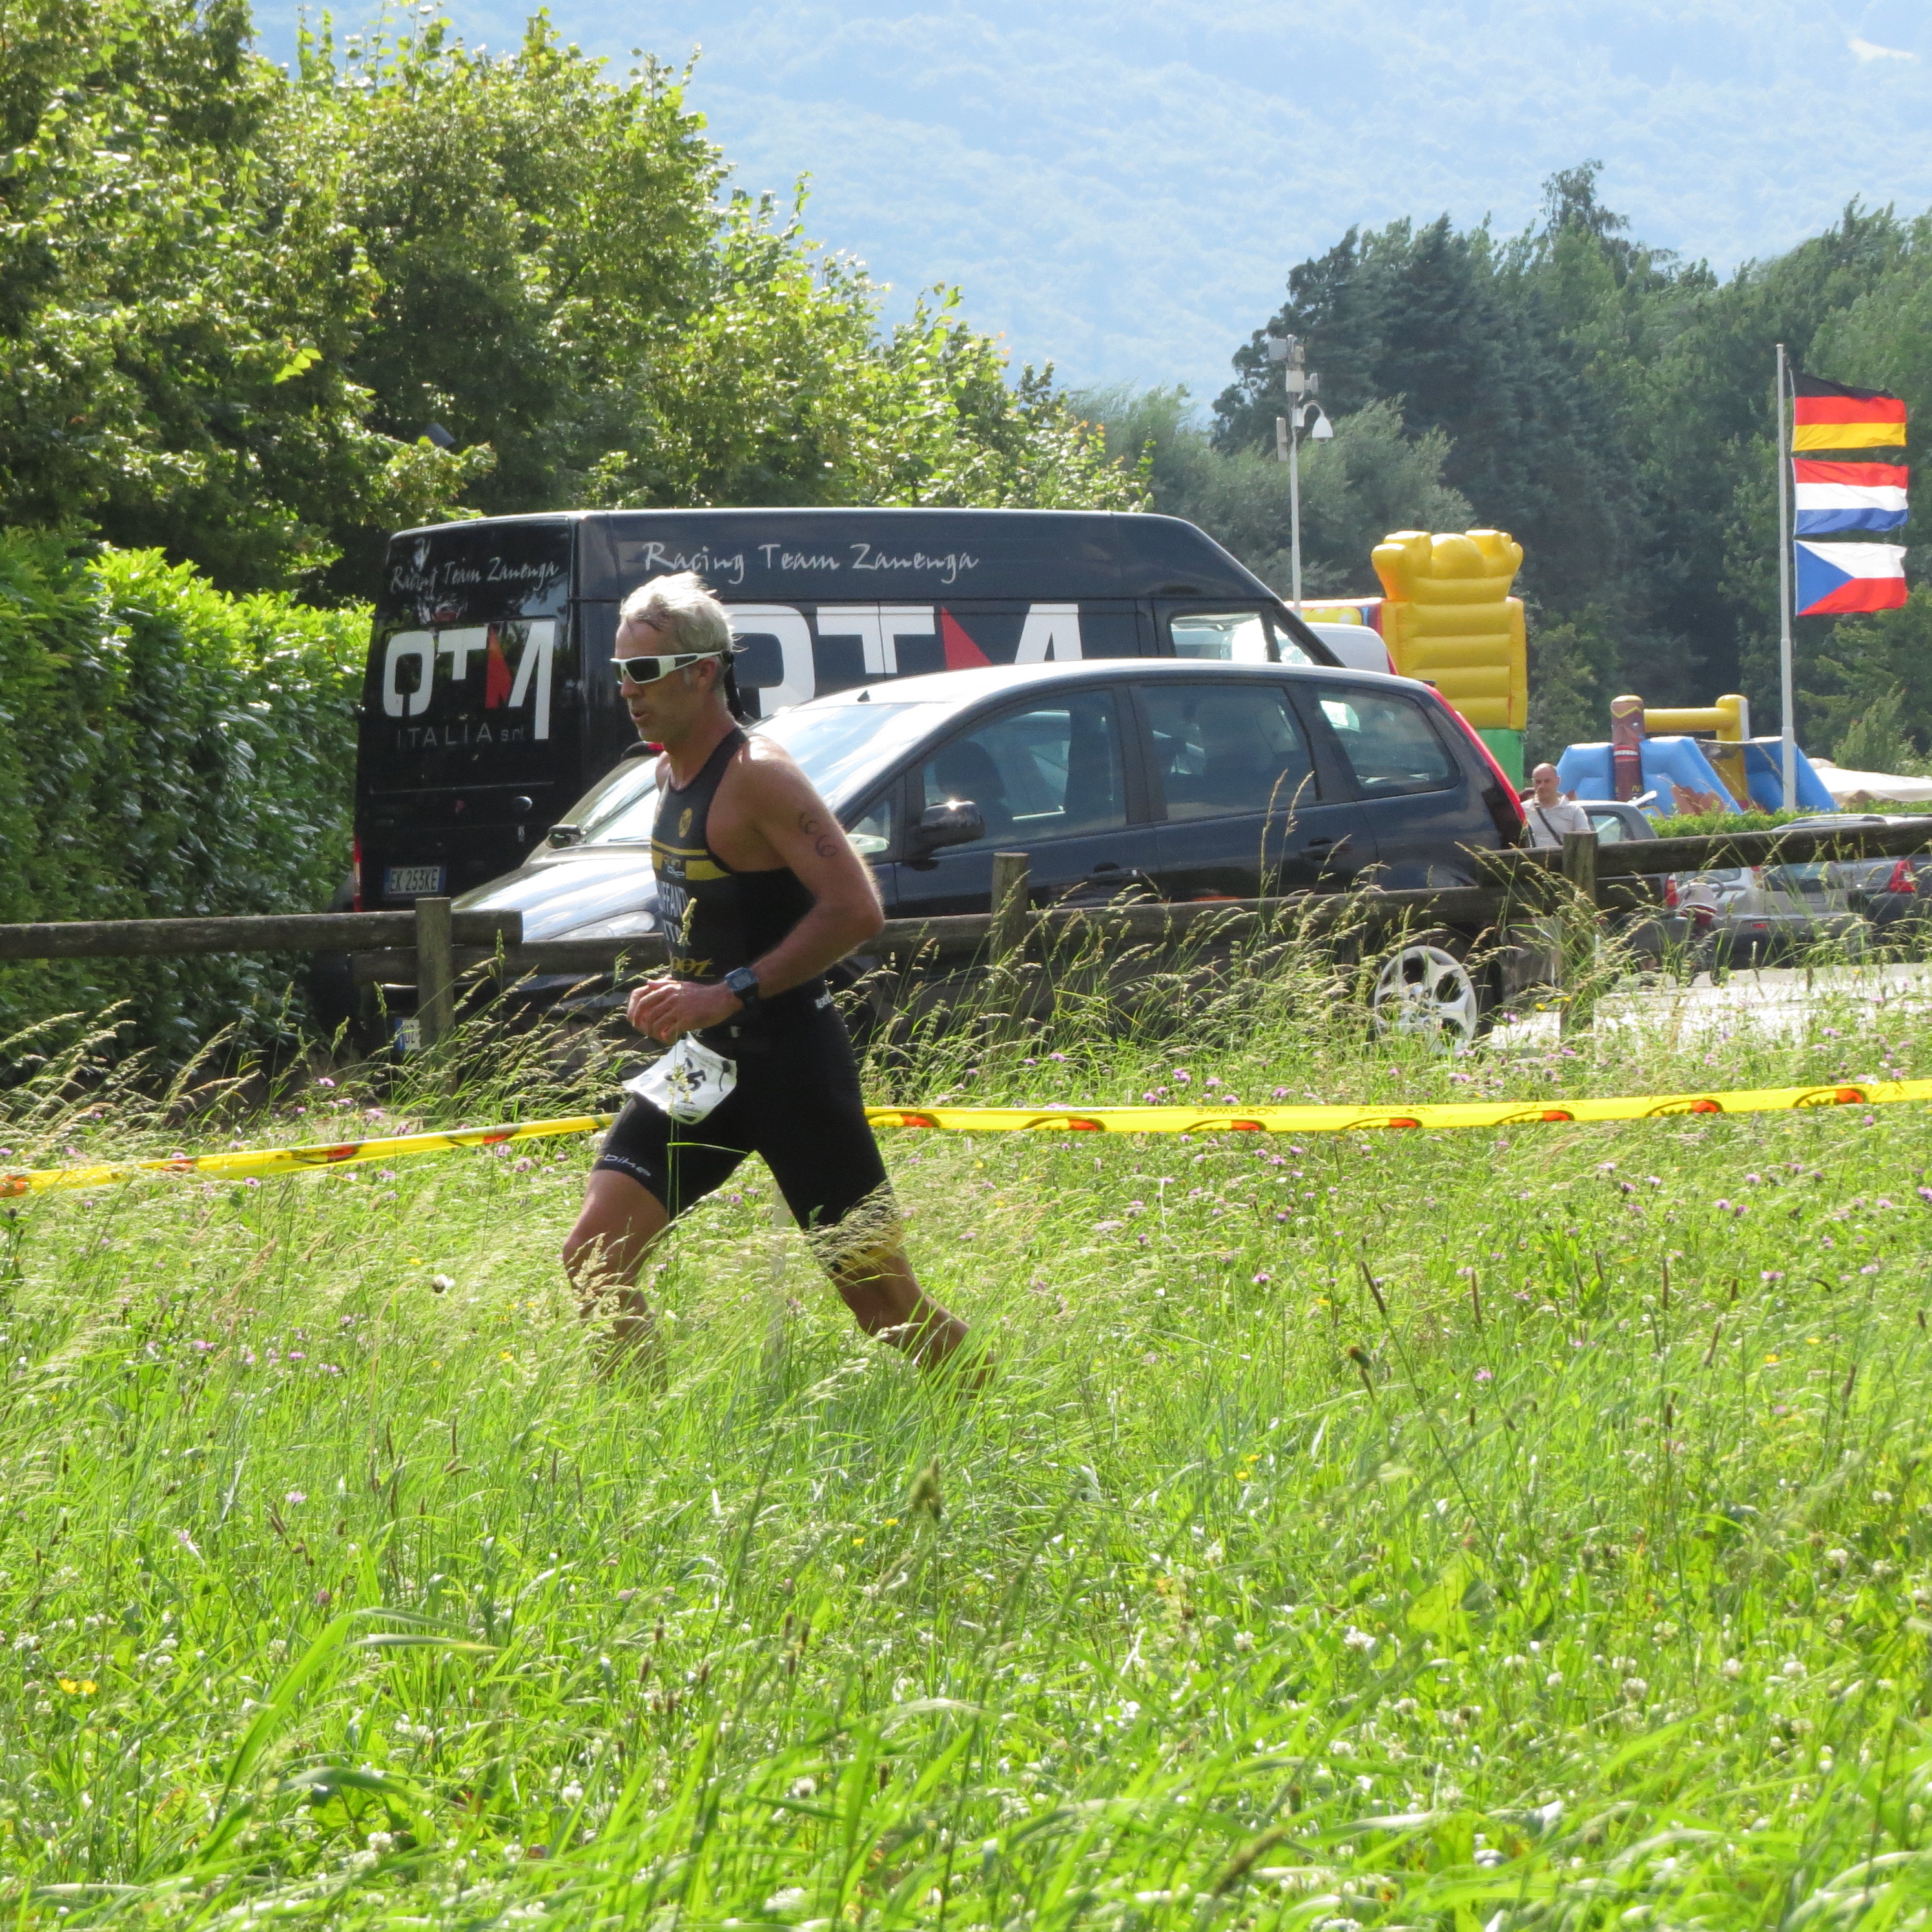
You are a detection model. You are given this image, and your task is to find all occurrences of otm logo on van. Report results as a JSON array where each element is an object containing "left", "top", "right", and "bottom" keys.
[{"left": 380, "top": 604, "right": 1083, "bottom": 743}]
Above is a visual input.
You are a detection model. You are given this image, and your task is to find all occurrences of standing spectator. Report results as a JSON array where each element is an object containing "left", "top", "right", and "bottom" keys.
[{"left": 1523, "top": 763, "right": 1592, "bottom": 850}]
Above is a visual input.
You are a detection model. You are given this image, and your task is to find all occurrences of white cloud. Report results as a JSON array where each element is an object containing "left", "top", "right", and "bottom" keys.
[{"left": 1849, "top": 36, "right": 1915, "bottom": 62}]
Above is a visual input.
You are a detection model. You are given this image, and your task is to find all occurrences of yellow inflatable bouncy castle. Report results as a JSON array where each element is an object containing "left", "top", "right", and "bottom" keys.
[
  {"left": 1373, "top": 529, "right": 1526, "bottom": 781},
  {"left": 1302, "top": 529, "right": 1528, "bottom": 782}
]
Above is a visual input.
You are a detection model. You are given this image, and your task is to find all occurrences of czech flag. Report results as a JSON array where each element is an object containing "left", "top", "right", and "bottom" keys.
[
  {"left": 1794, "top": 373, "right": 1907, "bottom": 451},
  {"left": 1793, "top": 459, "right": 1909, "bottom": 535},
  {"left": 1794, "top": 540, "right": 1908, "bottom": 615}
]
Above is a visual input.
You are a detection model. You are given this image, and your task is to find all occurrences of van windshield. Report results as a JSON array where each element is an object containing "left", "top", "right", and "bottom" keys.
[{"left": 579, "top": 701, "right": 944, "bottom": 846}]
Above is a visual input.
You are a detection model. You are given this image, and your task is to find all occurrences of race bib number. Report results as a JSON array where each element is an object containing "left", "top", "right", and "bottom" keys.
[{"left": 624, "top": 1034, "right": 737, "bottom": 1124}]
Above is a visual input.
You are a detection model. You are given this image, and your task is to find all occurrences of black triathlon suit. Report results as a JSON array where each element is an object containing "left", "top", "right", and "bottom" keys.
[{"left": 593, "top": 726, "right": 890, "bottom": 1237}]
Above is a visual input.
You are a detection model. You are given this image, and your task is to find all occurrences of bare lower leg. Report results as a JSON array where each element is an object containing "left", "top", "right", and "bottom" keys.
[
  {"left": 562, "top": 1171, "right": 671, "bottom": 1363},
  {"left": 829, "top": 1244, "right": 972, "bottom": 1370}
]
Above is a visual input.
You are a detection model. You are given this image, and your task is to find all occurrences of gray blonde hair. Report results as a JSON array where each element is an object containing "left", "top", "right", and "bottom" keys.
[{"left": 617, "top": 571, "right": 735, "bottom": 657}]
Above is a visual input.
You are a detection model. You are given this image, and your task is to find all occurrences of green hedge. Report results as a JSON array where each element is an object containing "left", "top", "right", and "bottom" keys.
[
  {"left": 1651, "top": 803, "right": 1932, "bottom": 838},
  {"left": 0, "top": 536, "right": 367, "bottom": 1060}
]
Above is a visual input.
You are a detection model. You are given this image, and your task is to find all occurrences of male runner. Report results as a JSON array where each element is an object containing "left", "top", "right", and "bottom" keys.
[{"left": 562, "top": 571, "right": 972, "bottom": 1370}]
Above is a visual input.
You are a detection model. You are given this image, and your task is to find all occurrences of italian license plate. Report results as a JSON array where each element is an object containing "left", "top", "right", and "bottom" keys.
[{"left": 384, "top": 864, "right": 447, "bottom": 898}]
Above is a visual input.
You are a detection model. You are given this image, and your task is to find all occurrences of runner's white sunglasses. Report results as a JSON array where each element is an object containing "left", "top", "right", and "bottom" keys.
[{"left": 611, "top": 648, "right": 729, "bottom": 686}]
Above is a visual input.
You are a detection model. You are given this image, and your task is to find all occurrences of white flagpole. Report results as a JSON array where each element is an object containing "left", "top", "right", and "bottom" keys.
[
  {"left": 1288, "top": 406, "right": 1304, "bottom": 612},
  {"left": 1776, "top": 343, "right": 1797, "bottom": 810}
]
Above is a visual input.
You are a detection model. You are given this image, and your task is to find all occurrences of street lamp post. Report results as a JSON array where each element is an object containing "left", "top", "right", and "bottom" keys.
[{"left": 1268, "top": 333, "right": 1332, "bottom": 613}]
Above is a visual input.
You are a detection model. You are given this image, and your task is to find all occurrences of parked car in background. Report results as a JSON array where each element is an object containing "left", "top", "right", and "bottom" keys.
[
  {"left": 1665, "top": 834, "right": 1869, "bottom": 967},
  {"left": 1573, "top": 800, "right": 1654, "bottom": 845},
  {"left": 1782, "top": 812, "right": 1932, "bottom": 939},
  {"left": 1303, "top": 622, "right": 1397, "bottom": 676},
  {"left": 1561, "top": 801, "right": 1672, "bottom": 963},
  {"left": 449, "top": 658, "right": 1530, "bottom": 1040}
]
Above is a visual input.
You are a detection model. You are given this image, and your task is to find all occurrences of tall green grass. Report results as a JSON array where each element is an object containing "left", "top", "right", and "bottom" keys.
[{"left": 5, "top": 950, "right": 1932, "bottom": 1926}]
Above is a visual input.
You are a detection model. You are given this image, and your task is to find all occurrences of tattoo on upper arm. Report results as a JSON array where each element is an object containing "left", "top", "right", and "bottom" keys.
[{"left": 797, "top": 806, "right": 841, "bottom": 859}]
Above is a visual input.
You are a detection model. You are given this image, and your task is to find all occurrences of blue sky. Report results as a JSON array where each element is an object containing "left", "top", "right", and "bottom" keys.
[{"left": 261, "top": 1, "right": 1932, "bottom": 406}]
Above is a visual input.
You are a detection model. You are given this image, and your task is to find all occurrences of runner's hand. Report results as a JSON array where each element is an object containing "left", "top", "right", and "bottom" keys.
[{"left": 628, "top": 976, "right": 741, "bottom": 1043}]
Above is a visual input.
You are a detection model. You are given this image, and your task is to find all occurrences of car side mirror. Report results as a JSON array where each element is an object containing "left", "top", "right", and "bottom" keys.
[{"left": 909, "top": 799, "right": 985, "bottom": 854}]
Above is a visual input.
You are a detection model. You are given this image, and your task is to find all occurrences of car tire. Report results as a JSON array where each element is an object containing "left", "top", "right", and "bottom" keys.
[{"left": 1368, "top": 932, "right": 1494, "bottom": 1045}]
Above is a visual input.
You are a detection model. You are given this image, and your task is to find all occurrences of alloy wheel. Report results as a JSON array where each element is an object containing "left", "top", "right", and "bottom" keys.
[{"left": 1370, "top": 943, "right": 1483, "bottom": 1043}]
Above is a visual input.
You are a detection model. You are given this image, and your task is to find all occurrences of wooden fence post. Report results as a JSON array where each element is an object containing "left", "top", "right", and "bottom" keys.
[
  {"left": 989, "top": 852, "right": 1031, "bottom": 965},
  {"left": 416, "top": 896, "right": 455, "bottom": 1047},
  {"left": 1559, "top": 832, "right": 1598, "bottom": 1036},
  {"left": 986, "top": 851, "right": 1031, "bottom": 1048}
]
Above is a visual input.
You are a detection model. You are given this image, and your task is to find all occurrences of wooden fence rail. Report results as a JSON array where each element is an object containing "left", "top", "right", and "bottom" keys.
[
  {"left": 0, "top": 909, "right": 522, "bottom": 961},
  {"left": 344, "top": 881, "right": 1541, "bottom": 987},
  {"left": 1490, "top": 817, "right": 1932, "bottom": 880},
  {"left": 3, "top": 816, "right": 1929, "bottom": 1047}
]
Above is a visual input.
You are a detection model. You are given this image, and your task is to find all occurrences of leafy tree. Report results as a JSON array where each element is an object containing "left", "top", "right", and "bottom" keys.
[
  {"left": 1828, "top": 686, "right": 1930, "bottom": 777},
  {"left": 1212, "top": 170, "right": 1931, "bottom": 755},
  {"left": 1074, "top": 387, "right": 1468, "bottom": 598},
  {"left": 292, "top": 10, "right": 1140, "bottom": 584},
  {"left": 1810, "top": 216, "right": 1932, "bottom": 435},
  {"left": 581, "top": 212, "right": 1140, "bottom": 517},
  {"left": 1524, "top": 613, "right": 1620, "bottom": 768},
  {"left": 1212, "top": 201, "right": 1639, "bottom": 626},
  {"left": 1807, "top": 588, "right": 1932, "bottom": 759},
  {"left": 0, "top": 0, "right": 1137, "bottom": 599},
  {"left": 0, "top": 0, "right": 484, "bottom": 590},
  {"left": 294, "top": 10, "right": 717, "bottom": 574}
]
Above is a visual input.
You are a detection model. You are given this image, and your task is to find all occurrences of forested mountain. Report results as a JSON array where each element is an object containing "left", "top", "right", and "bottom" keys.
[
  {"left": 1098, "top": 169, "right": 1932, "bottom": 766},
  {"left": 0, "top": 0, "right": 1138, "bottom": 600}
]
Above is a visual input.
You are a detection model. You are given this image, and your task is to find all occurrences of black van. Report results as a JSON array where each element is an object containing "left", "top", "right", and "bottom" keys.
[{"left": 351, "top": 508, "right": 1340, "bottom": 909}]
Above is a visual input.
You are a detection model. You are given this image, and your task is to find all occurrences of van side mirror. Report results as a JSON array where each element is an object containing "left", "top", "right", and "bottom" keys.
[{"left": 909, "top": 799, "right": 985, "bottom": 855}]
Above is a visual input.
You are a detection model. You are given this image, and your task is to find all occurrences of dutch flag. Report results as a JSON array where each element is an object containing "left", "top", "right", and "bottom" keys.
[
  {"left": 1794, "top": 540, "right": 1909, "bottom": 616},
  {"left": 1793, "top": 459, "right": 1908, "bottom": 535}
]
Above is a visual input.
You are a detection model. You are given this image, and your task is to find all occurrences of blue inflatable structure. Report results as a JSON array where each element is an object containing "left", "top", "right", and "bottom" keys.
[
  {"left": 1556, "top": 737, "right": 1834, "bottom": 816},
  {"left": 1734, "top": 740, "right": 1835, "bottom": 812}
]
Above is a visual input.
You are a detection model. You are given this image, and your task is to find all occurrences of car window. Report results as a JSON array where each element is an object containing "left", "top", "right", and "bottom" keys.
[
  {"left": 1140, "top": 682, "right": 1316, "bottom": 821},
  {"left": 916, "top": 691, "right": 1125, "bottom": 848},
  {"left": 1313, "top": 687, "right": 1458, "bottom": 796},
  {"left": 561, "top": 756, "right": 658, "bottom": 843},
  {"left": 845, "top": 792, "right": 894, "bottom": 857},
  {"left": 1273, "top": 621, "right": 1321, "bottom": 666},
  {"left": 1169, "top": 610, "right": 1273, "bottom": 664},
  {"left": 580, "top": 700, "right": 942, "bottom": 846},
  {"left": 1587, "top": 810, "right": 1627, "bottom": 843}
]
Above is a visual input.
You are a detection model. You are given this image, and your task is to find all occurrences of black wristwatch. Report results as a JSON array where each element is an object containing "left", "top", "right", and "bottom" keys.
[{"left": 723, "top": 965, "right": 762, "bottom": 1014}]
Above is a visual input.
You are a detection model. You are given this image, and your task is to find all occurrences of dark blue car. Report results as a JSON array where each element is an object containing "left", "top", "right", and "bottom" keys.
[{"left": 456, "top": 658, "right": 1531, "bottom": 1040}]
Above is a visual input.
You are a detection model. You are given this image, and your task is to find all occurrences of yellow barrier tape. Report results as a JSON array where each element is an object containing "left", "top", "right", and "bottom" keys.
[
  {"left": 862, "top": 1080, "right": 1932, "bottom": 1134},
  {"left": 0, "top": 1115, "right": 613, "bottom": 1197},
  {"left": 4, "top": 1078, "right": 1929, "bottom": 1197}
]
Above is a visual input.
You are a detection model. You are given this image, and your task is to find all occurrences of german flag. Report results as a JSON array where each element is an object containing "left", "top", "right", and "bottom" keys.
[{"left": 1794, "top": 372, "right": 1907, "bottom": 451}]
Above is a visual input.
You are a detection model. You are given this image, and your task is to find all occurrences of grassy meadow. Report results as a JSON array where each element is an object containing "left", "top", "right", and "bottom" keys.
[{"left": 5, "top": 951, "right": 1932, "bottom": 1927}]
